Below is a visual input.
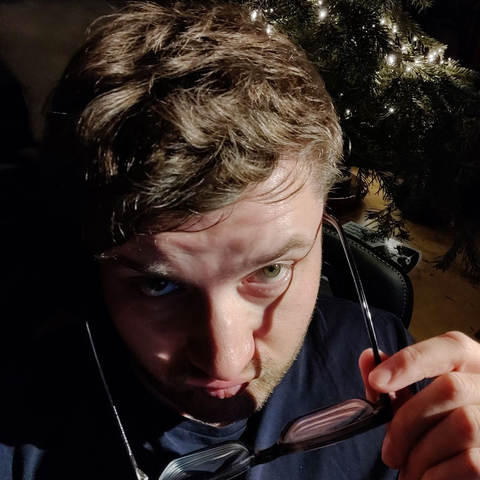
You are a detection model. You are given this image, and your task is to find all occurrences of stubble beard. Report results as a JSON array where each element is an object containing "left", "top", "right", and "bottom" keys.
[
  {"left": 166, "top": 357, "right": 300, "bottom": 425},
  {"left": 133, "top": 336, "right": 306, "bottom": 426},
  {"left": 141, "top": 332, "right": 308, "bottom": 425}
]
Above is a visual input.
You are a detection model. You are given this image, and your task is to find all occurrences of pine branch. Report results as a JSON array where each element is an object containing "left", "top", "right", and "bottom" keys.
[
  {"left": 434, "top": 222, "right": 480, "bottom": 284},
  {"left": 363, "top": 202, "right": 410, "bottom": 241},
  {"left": 407, "top": 0, "right": 434, "bottom": 12}
]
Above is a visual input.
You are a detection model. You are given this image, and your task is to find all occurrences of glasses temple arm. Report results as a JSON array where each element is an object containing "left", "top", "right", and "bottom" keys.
[
  {"left": 85, "top": 321, "right": 149, "bottom": 480},
  {"left": 322, "top": 213, "right": 382, "bottom": 366}
]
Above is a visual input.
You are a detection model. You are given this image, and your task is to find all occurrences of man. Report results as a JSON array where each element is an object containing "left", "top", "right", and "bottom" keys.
[{"left": 1, "top": 2, "right": 480, "bottom": 479}]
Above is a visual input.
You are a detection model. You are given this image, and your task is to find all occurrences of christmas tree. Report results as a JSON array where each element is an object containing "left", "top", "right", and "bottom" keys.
[{"left": 235, "top": 0, "right": 480, "bottom": 282}]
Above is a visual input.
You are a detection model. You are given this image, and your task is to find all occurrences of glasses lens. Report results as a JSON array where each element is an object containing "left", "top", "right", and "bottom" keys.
[
  {"left": 280, "top": 398, "right": 376, "bottom": 446},
  {"left": 159, "top": 442, "right": 252, "bottom": 480}
]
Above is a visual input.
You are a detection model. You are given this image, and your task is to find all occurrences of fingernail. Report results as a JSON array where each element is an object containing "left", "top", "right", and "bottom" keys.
[{"left": 371, "top": 366, "right": 393, "bottom": 387}]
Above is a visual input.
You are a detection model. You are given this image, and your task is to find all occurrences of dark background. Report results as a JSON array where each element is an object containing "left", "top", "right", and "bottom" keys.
[{"left": 408, "top": 0, "right": 480, "bottom": 70}]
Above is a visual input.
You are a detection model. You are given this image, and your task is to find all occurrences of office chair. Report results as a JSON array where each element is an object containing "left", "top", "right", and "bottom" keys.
[{"left": 320, "top": 224, "right": 414, "bottom": 329}]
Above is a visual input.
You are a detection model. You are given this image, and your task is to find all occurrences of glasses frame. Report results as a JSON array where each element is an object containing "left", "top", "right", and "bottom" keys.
[{"left": 86, "top": 212, "right": 392, "bottom": 480}]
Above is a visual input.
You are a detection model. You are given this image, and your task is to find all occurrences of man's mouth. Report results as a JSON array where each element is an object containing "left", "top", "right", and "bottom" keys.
[{"left": 186, "top": 380, "right": 250, "bottom": 399}]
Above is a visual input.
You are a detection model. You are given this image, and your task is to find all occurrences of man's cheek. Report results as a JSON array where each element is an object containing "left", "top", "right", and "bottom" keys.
[{"left": 278, "top": 276, "right": 318, "bottom": 324}]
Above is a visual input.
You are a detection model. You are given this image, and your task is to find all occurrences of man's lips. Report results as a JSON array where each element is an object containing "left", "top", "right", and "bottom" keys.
[{"left": 185, "top": 379, "right": 251, "bottom": 399}]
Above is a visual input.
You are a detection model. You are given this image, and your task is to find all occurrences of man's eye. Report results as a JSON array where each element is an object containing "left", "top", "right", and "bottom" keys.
[
  {"left": 262, "top": 264, "right": 282, "bottom": 278},
  {"left": 248, "top": 263, "right": 292, "bottom": 284},
  {"left": 139, "top": 278, "right": 179, "bottom": 297}
]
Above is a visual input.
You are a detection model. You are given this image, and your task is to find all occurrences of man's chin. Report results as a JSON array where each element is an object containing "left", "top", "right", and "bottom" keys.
[{"left": 135, "top": 366, "right": 260, "bottom": 424}]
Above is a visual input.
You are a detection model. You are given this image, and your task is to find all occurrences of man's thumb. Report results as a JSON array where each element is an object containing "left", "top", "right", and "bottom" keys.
[{"left": 358, "top": 349, "right": 390, "bottom": 403}]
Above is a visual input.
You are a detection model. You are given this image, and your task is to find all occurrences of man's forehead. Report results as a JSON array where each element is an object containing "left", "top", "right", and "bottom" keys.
[
  {"left": 103, "top": 178, "right": 322, "bottom": 263},
  {"left": 99, "top": 157, "right": 323, "bottom": 259}
]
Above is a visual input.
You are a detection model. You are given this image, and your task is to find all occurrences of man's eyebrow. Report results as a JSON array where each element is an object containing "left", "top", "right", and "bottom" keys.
[
  {"left": 249, "top": 236, "right": 315, "bottom": 266},
  {"left": 100, "top": 236, "right": 314, "bottom": 276},
  {"left": 104, "top": 255, "right": 175, "bottom": 277}
]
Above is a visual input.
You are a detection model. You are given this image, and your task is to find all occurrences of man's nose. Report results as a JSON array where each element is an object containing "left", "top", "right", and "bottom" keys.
[{"left": 187, "top": 291, "right": 257, "bottom": 381}]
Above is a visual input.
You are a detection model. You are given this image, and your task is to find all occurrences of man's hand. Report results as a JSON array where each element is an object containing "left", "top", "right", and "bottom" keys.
[{"left": 359, "top": 332, "right": 480, "bottom": 480}]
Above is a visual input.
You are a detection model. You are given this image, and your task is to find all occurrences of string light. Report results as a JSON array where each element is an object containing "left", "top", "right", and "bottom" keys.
[
  {"left": 250, "top": 10, "right": 258, "bottom": 21},
  {"left": 406, "top": 66, "right": 412, "bottom": 72},
  {"left": 266, "top": 24, "right": 274, "bottom": 35},
  {"left": 401, "top": 45, "right": 408, "bottom": 53},
  {"left": 388, "top": 107, "right": 395, "bottom": 113},
  {"left": 387, "top": 54, "right": 396, "bottom": 65},
  {"left": 345, "top": 109, "right": 351, "bottom": 116},
  {"left": 392, "top": 25, "right": 397, "bottom": 33},
  {"left": 319, "top": 8, "right": 328, "bottom": 20},
  {"left": 318, "top": 0, "right": 323, "bottom": 4},
  {"left": 413, "top": 36, "right": 418, "bottom": 42},
  {"left": 380, "top": 18, "right": 386, "bottom": 25}
]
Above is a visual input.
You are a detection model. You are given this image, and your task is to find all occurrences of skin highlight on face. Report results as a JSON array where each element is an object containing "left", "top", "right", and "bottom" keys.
[{"left": 98, "top": 161, "right": 324, "bottom": 424}]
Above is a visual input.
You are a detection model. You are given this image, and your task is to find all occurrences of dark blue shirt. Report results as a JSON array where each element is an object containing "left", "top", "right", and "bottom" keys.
[{"left": 0, "top": 296, "right": 416, "bottom": 479}]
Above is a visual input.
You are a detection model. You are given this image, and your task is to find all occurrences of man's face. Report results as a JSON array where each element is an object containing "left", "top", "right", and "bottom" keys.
[{"left": 99, "top": 164, "right": 324, "bottom": 424}]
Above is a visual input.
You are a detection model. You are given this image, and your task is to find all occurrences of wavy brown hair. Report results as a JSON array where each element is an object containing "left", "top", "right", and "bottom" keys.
[{"left": 44, "top": 1, "right": 342, "bottom": 253}]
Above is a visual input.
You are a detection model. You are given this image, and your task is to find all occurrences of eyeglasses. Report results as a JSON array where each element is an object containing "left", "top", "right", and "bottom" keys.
[{"left": 86, "top": 212, "right": 392, "bottom": 480}]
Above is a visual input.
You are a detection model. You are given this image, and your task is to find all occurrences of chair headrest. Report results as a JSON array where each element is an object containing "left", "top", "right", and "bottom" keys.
[{"left": 321, "top": 226, "right": 413, "bottom": 329}]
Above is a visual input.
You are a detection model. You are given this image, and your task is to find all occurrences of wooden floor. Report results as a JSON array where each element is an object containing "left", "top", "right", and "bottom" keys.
[{"left": 337, "top": 185, "right": 480, "bottom": 343}]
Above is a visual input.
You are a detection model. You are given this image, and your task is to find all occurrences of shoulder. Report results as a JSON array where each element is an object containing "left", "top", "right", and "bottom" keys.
[
  {"left": 313, "top": 294, "right": 413, "bottom": 354},
  {"left": 261, "top": 295, "right": 411, "bottom": 417}
]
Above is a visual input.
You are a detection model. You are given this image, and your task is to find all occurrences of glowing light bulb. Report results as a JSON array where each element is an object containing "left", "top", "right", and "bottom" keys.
[
  {"left": 387, "top": 54, "right": 396, "bottom": 65},
  {"left": 392, "top": 25, "right": 397, "bottom": 33},
  {"left": 266, "top": 24, "right": 273, "bottom": 35},
  {"left": 388, "top": 107, "right": 395, "bottom": 113},
  {"left": 380, "top": 18, "right": 386, "bottom": 25},
  {"left": 318, "top": 0, "right": 323, "bottom": 4},
  {"left": 428, "top": 54, "right": 435, "bottom": 63},
  {"left": 401, "top": 45, "right": 408, "bottom": 52},
  {"left": 406, "top": 66, "right": 412, "bottom": 72},
  {"left": 269, "top": 7, "right": 273, "bottom": 12},
  {"left": 413, "top": 36, "right": 418, "bottom": 42},
  {"left": 251, "top": 10, "right": 258, "bottom": 21},
  {"left": 319, "top": 8, "right": 328, "bottom": 20},
  {"left": 345, "top": 109, "right": 351, "bottom": 115}
]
